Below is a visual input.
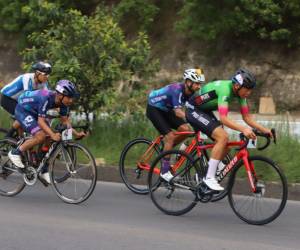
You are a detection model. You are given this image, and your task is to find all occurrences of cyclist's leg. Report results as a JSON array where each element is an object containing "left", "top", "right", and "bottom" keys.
[
  {"left": 146, "top": 105, "right": 180, "bottom": 180},
  {"left": 186, "top": 109, "right": 226, "bottom": 190},
  {"left": 208, "top": 127, "right": 228, "bottom": 176},
  {"left": 9, "top": 107, "right": 46, "bottom": 168}
]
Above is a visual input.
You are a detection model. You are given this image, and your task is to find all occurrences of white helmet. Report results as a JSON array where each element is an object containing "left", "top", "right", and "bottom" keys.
[{"left": 183, "top": 68, "right": 205, "bottom": 83}]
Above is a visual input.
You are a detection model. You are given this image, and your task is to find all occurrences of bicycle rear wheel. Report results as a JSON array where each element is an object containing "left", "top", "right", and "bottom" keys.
[
  {"left": 149, "top": 150, "right": 200, "bottom": 216},
  {"left": 50, "top": 142, "right": 97, "bottom": 204},
  {"left": 0, "top": 138, "right": 26, "bottom": 196},
  {"left": 119, "top": 138, "right": 161, "bottom": 194},
  {"left": 228, "top": 156, "right": 288, "bottom": 225}
]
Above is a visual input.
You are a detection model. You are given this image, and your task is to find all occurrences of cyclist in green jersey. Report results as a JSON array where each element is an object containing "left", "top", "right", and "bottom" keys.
[{"left": 186, "top": 69, "right": 272, "bottom": 191}]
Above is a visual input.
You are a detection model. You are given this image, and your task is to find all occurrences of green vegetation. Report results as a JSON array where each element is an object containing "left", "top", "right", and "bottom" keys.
[
  {"left": 176, "top": 0, "right": 300, "bottom": 47},
  {"left": 21, "top": 7, "right": 159, "bottom": 121},
  {"left": 114, "top": 0, "right": 159, "bottom": 31}
]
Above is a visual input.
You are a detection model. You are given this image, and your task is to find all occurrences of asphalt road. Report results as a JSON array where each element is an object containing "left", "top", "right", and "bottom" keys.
[{"left": 0, "top": 181, "right": 299, "bottom": 250}]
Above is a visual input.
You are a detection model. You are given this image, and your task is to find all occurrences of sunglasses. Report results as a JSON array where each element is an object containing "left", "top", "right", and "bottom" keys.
[{"left": 37, "top": 71, "right": 50, "bottom": 76}]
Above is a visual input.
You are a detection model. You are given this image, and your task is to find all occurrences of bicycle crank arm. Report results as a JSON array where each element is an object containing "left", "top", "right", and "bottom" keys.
[{"left": 172, "top": 182, "right": 192, "bottom": 190}]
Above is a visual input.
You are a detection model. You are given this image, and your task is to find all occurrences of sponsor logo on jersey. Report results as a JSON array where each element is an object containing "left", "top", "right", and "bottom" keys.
[
  {"left": 150, "top": 95, "right": 167, "bottom": 103},
  {"left": 194, "top": 90, "right": 217, "bottom": 105}
]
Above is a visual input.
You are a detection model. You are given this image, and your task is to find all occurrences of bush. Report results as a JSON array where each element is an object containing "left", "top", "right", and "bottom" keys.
[
  {"left": 176, "top": 0, "right": 300, "bottom": 47},
  {"left": 22, "top": 7, "right": 159, "bottom": 121}
]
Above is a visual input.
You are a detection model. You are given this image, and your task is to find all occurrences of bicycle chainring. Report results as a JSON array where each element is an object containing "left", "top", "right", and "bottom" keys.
[{"left": 23, "top": 166, "right": 37, "bottom": 186}]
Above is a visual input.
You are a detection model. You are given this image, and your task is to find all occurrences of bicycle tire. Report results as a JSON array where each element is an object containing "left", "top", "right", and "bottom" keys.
[
  {"left": 228, "top": 155, "right": 288, "bottom": 225},
  {"left": 119, "top": 137, "right": 161, "bottom": 194},
  {"left": 49, "top": 142, "right": 97, "bottom": 204},
  {"left": 0, "top": 138, "right": 26, "bottom": 196},
  {"left": 149, "top": 150, "right": 199, "bottom": 216}
]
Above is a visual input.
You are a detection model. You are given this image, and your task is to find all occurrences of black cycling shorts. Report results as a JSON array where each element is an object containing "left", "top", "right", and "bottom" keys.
[
  {"left": 146, "top": 104, "right": 186, "bottom": 135},
  {"left": 186, "top": 108, "right": 221, "bottom": 137},
  {"left": 0, "top": 94, "right": 17, "bottom": 115}
]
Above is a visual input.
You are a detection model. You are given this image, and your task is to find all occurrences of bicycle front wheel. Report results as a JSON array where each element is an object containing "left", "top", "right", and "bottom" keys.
[
  {"left": 228, "top": 156, "right": 288, "bottom": 225},
  {"left": 149, "top": 150, "right": 200, "bottom": 216},
  {"left": 0, "top": 138, "right": 26, "bottom": 196},
  {"left": 49, "top": 142, "right": 97, "bottom": 204},
  {"left": 119, "top": 138, "right": 161, "bottom": 194}
]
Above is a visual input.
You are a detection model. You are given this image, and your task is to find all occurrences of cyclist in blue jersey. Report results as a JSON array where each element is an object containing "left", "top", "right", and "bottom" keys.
[
  {"left": 147, "top": 68, "right": 205, "bottom": 181},
  {"left": 8, "top": 80, "right": 86, "bottom": 184},
  {"left": 0, "top": 61, "right": 52, "bottom": 137}
]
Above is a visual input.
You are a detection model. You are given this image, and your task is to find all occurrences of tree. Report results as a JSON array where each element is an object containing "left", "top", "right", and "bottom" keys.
[
  {"left": 176, "top": 0, "right": 300, "bottom": 47},
  {"left": 22, "top": 7, "right": 159, "bottom": 123}
]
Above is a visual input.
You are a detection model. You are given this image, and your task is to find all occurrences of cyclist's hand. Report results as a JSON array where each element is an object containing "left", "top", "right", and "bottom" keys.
[
  {"left": 242, "top": 127, "right": 256, "bottom": 140},
  {"left": 51, "top": 132, "right": 61, "bottom": 142},
  {"left": 76, "top": 131, "right": 87, "bottom": 139},
  {"left": 259, "top": 128, "right": 273, "bottom": 138}
]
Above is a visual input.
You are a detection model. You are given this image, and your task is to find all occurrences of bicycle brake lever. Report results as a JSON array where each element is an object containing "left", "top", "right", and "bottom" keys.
[{"left": 271, "top": 128, "right": 276, "bottom": 144}]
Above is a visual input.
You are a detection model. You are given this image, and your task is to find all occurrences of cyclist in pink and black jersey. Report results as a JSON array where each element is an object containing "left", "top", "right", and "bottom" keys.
[{"left": 186, "top": 69, "right": 273, "bottom": 191}]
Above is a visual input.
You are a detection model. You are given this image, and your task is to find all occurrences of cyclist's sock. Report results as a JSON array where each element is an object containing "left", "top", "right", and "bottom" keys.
[
  {"left": 11, "top": 148, "right": 21, "bottom": 155},
  {"left": 206, "top": 158, "right": 220, "bottom": 179},
  {"left": 161, "top": 158, "right": 171, "bottom": 174},
  {"left": 179, "top": 143, "right": 187, "bottom": 151},
  {"left": 41, "top": 163, "right": 49, "bottom": 174}
]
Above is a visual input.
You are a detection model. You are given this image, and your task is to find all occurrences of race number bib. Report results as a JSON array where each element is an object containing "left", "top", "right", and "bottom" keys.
[
  {"left": 62, "top": 128, "right": 73, "bottom": 141},
  {"left": 247, "top": 139, "right": 257, "bottom": 149}
]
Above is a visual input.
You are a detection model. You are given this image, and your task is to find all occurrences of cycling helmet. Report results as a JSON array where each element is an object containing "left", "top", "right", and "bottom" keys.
[
  {"left": 55, "top": 79, "right": 79, "bottom": 98},
  {"left": 183, "top": 68, "right": 205, "bottom": 83},
  {"left": 32, "top": 61, "right": 52, "bottom": 75},
  {"left": 232, "top": 68, "right": 256, "bottom": 89}
]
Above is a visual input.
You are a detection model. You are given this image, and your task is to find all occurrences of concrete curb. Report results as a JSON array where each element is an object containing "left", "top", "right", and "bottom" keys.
[{"left": 97, "top": 165, "right": 300, "bottom": 201}]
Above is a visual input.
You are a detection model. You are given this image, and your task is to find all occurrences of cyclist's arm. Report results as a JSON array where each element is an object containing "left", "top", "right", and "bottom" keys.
[
  {"left": 60, "top": 115, "right": 86, "bottom": 138},
  {"left": 218, "top": 95, "right": 255, "bottom": 138},
  {"left": 174, "top": 108, "right": 186, "bottom": 120},
  {"left": 242, "top": 113, "right": 272, "bottom": 135}
]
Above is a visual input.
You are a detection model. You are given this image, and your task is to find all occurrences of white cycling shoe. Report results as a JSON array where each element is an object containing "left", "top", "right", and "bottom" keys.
[
  {"left": 39, "top": 172, "right": 51, "bottom": 185},
  {"left": 8, "top": 151, "right": 25, "bottom": 169},
  {"left": 203, "top": 177, "right": 224, "bottom": 191}
]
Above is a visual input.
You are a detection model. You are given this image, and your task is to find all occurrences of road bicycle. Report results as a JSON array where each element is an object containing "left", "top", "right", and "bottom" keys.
[
  {"left": 148, "top": 129, "right": 288, "bottom": 225},
  {"left": 0, "top": 124, "right": 97, "bottom": 204},
  {"left": 119, "top": 132, "right": 231, "bottom": 198}
]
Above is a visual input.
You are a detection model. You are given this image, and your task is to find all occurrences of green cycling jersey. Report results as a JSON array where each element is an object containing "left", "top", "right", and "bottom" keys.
[{"left": 187, "top": 80, "right": 249, "bottom": 116}]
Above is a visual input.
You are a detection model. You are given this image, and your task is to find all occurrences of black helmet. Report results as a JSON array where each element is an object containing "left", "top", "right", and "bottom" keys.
[
  {"left": 32, "top": 61, "right": 52, "bottom": 75},
  {"left": 232, "top": 68, "right": 256, "bottom": 89},
  {"left": 55, "top": 79, "right": 80, "bottom": 98}
]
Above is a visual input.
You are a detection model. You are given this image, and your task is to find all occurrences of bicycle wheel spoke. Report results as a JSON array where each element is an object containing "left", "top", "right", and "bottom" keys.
[
  {"left": 50, "top": 143, "right": 97, "bottom": 204},
  {"left": 149, "top": 150, "right": 199, "bottom": 216},
  {"left": 119, "top": 138, "right": 161, "bottom": 194},
  {"left": 228, "top": 156, "right": 287, "bottom": 225},
  {"left": 0, "top": 138, "right": 26, "bottom": 196}
]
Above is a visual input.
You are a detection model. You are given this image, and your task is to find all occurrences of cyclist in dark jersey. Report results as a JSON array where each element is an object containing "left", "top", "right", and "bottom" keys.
[
  {"left": 8, "top": 80, "right": 86, "bottom": 183},
  {"left": 186, "top": 69, "right": 272, "bottom": 190},
  {"left": 147, "top": 68, "right": 205, "bottom": 181}
]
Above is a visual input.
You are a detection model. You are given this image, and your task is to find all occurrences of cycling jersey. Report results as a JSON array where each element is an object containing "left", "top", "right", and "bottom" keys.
[
  {"left": 1, "top": 73, "right": 48, "bottom": 100},
  {"left": 187, "top": 80, "right": 249, "bottom": 116},
  {"left": 18, "top": 89, "right": 69, "bottom": 118},
  {"left": 148, "top": 83, "right": 189, "bottom": 112}
]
